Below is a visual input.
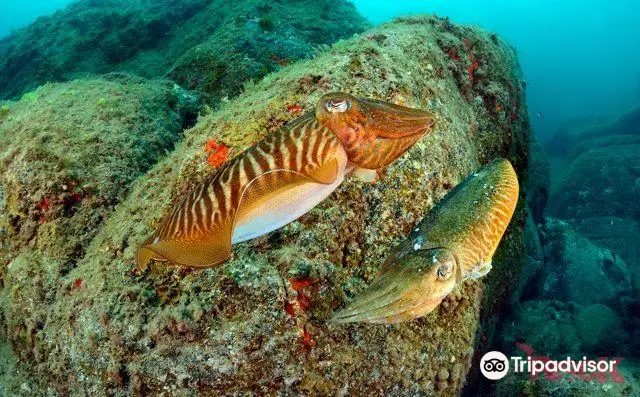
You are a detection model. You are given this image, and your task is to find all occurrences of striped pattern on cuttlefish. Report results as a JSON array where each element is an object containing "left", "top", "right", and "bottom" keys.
[
  {"left": 331, "top": 158, "right": 519, "bottom": 323},
  {"left": 136, "top": 93, "right": 435, "bottom": 269}
]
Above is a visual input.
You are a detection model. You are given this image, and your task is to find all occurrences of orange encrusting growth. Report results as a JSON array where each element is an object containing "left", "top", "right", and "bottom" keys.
[
  {"left": 465, "top": 39, "right": 479, "bottom": 83},
  {"left": 205, "top": 139, "right": 229, "bottom": 168}
]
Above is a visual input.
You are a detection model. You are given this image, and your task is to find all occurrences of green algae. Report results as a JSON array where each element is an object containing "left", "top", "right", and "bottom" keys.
[
  {"left": 19, "top": 92, "right": 38, "bottom": 103},
  {"left": 0, "top": 15, "right": 532, "bottom": 396},
  {"left": 0, "top": 104, "right": 9, "bottom": 119},
  {"left": 0, "top": 74, "right": 199, "bottom": 320},
  {"left": 0, "top": 0, "right": 369, "bottom": 101}
]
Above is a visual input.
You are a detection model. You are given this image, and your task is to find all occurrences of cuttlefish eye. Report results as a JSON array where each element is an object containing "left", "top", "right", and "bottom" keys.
[
  {"left": 436, "top": 259, "right": 454, "bottom": 280},
  {"left": 325, "top": 98, "right": 350, "bottom": 113}
]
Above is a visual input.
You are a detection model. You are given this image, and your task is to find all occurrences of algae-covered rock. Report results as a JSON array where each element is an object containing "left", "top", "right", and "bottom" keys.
[
  {"left": 510, "top": 210, "right": 545, "bottom": 305},
  {"left": 0, "top": 0, "right": 369, "bottom": 101},
  {"left": 166, "top": 0, "right": 370, "bottom": 102},
  {"left": 538, "top": 218, "right": 630, "bottom": 306},
  {"left": 546, "top": 103, "right": 640, "bottom": 223},
  {"left": 502, "top": 300, "right": 582, "bottom": 356},
  {"left": 547, "top": 144, "right": 640, "bottom": 221},
  {"left": 568, "top": 134, "right": 640, "bottom": 162},
  {"left": 0, "top": 16, "right": 531, "bottom": 395},
  {"left": 575, "top": 304, "right": 627, "bottom": 354},
  {"left": 0, "top": 73, "right": 198, "bottom": 281},
  {"left": 572, "top": 216, "right": 640, "bottom": 268},
  {"left": 546, "top": 103, "right": 640, "bottom": 157},
  {"left": 502, "top": 300, "right": 629, "bottom": 358}
]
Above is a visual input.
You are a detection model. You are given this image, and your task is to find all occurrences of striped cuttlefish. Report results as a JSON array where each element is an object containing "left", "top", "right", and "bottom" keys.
[
  {"left": 136, "top": 93, "right": 435, "bottom": 269},
  {"left": 331, "top": 158, "right": 519, "bottom": 323}
]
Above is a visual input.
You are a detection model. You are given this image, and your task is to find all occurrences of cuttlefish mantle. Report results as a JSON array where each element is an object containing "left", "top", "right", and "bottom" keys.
[
  {"left": 331, "top": 158, "right": 519, "bottom": 323},
  {"left": 137, "top": 93, "right": 435, "bottom": 269}
]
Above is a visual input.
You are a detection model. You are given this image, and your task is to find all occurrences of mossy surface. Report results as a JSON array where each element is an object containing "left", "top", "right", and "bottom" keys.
[
  {"left": 0, "top": 75, "right": 198, "bottom": 374},
  {"left": 0, "top": 16, "right": 531, "bottom": 396},
  {"left": 0, "top": 0, "right": 369, "bottom": 101}
]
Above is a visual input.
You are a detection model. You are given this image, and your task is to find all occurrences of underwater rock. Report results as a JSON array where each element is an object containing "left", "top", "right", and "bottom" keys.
[
  {"left": 544, "top": 103, "right": 640, "bottom": 323},
  {"left": 547, "top": 144, "right": 640, "bottom": 221},
  {"left": 567, "top": 134, "right": 640, "bottom": 163},
  {"left": 166, "top": 0, "right": 370, "bottom": 103},
  {"left": 0, "top": 74, "right": 198, "bottom": 260},
  {"left": 510, "top": 210, "right": 545, "bottom": 306},
  {"left": 0, "top": 16, "right": 530, "bottom": 395},
  {"left": 502, "top": 300, "right": 582, "bottom": 356},
  {"left": 574, "top": 304, "right": 628, "bottom": 354},
  {"left": 0, "top": 74, "right": 198, "bottom": 346},
  {"left": 546, "top": 103, "right": 640, "bottom": 157},
  {"left": 0, "top": 0, "right": 369, "bottom": 101},
  {"left": 571, "top": 216, "right": 640, "bottom": 269},
  {"left": 524, "top": 135, "right": 550, "bottom": 223},
  {"left": 538, "top": 218, "right": 631, "bottom": 306},
  {"left": 504, "top": 300, "right": 629, "bottom": 358}
]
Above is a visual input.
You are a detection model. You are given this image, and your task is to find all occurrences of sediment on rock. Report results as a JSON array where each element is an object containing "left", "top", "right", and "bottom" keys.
[{"left": 0, "top": 15, "right": 531, "bottom": 396}]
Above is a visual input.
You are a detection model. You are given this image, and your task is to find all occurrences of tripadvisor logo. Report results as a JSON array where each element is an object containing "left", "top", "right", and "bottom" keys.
[
  {"left": 479, "top": 347, "right": 624, "bottom": 383},
  {"left": 480, "top": 351, "right": 509, "bottom": 380}
]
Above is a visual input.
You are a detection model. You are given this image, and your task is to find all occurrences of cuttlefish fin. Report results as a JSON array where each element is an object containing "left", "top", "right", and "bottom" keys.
[
  {"left": 330, "top": 248, "right": 458, "bottom": 324},
  {"left": 136, "top": 221, "right": 234, "bottom": 269},
  {"left": 466, "top": 259, "right": 492, "bottom": 280},
  {"left": 136, "top": 235, "right": 163, "bottom": 271}
]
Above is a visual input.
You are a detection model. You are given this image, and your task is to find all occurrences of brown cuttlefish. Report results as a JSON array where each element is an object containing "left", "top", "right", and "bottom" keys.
[
  {"left": 331, "top": 158, "right": 519, "bottom": 323},
  {"left": 136, "top": 93, "right": 435, "bottom": 269}
]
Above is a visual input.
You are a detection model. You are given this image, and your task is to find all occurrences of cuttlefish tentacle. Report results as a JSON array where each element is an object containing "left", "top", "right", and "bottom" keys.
[
  {"left": 331, "top": 248, "right": 459, "bottom": 324},
  {"left": 331, "top": 159, "right": 519, "bottom": 323},
  {"left": 137, "top": 94, "right": 435, "bottom": 270}
]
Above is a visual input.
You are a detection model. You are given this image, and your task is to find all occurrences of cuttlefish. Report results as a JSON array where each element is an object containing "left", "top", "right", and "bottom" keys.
[
  {"left": 331, "top": 158, "right": 519, "bottom": 323},
  {"left": 136, "top": 93, "right": 435, "bottom": 269}
]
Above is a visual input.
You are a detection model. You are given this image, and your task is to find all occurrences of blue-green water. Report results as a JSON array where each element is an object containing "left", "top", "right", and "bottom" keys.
[
  {"left": 3, "top": 0, "right": 639, "bottom": 140},
  {"left": 354, "top": 0, "right": 640, "bottom": 143}
]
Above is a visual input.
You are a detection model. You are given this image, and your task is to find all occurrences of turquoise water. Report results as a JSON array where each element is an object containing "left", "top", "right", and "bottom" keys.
[
  {"left": 352, "top": 0, "right": 640, "bottom": 141},
  {"left": 0, "top": 0, "right": 72, "bottom": 38},
  {"left": 4, "top": 0, "right": 638, "bottom": 139}
]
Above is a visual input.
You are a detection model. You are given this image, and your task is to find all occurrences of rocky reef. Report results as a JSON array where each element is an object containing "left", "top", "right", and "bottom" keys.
[
  {"left": 543, "top": 103, "right": 640, "bottom": 295},
  {"left": 0, "top": 0, "right": 369, "bottom": 101},
  {"left": 495, "top": 95, "right": 640, "bottom": 394},
  {"left": 0, "top": 13, "right": 531, "bottom": 396}
]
